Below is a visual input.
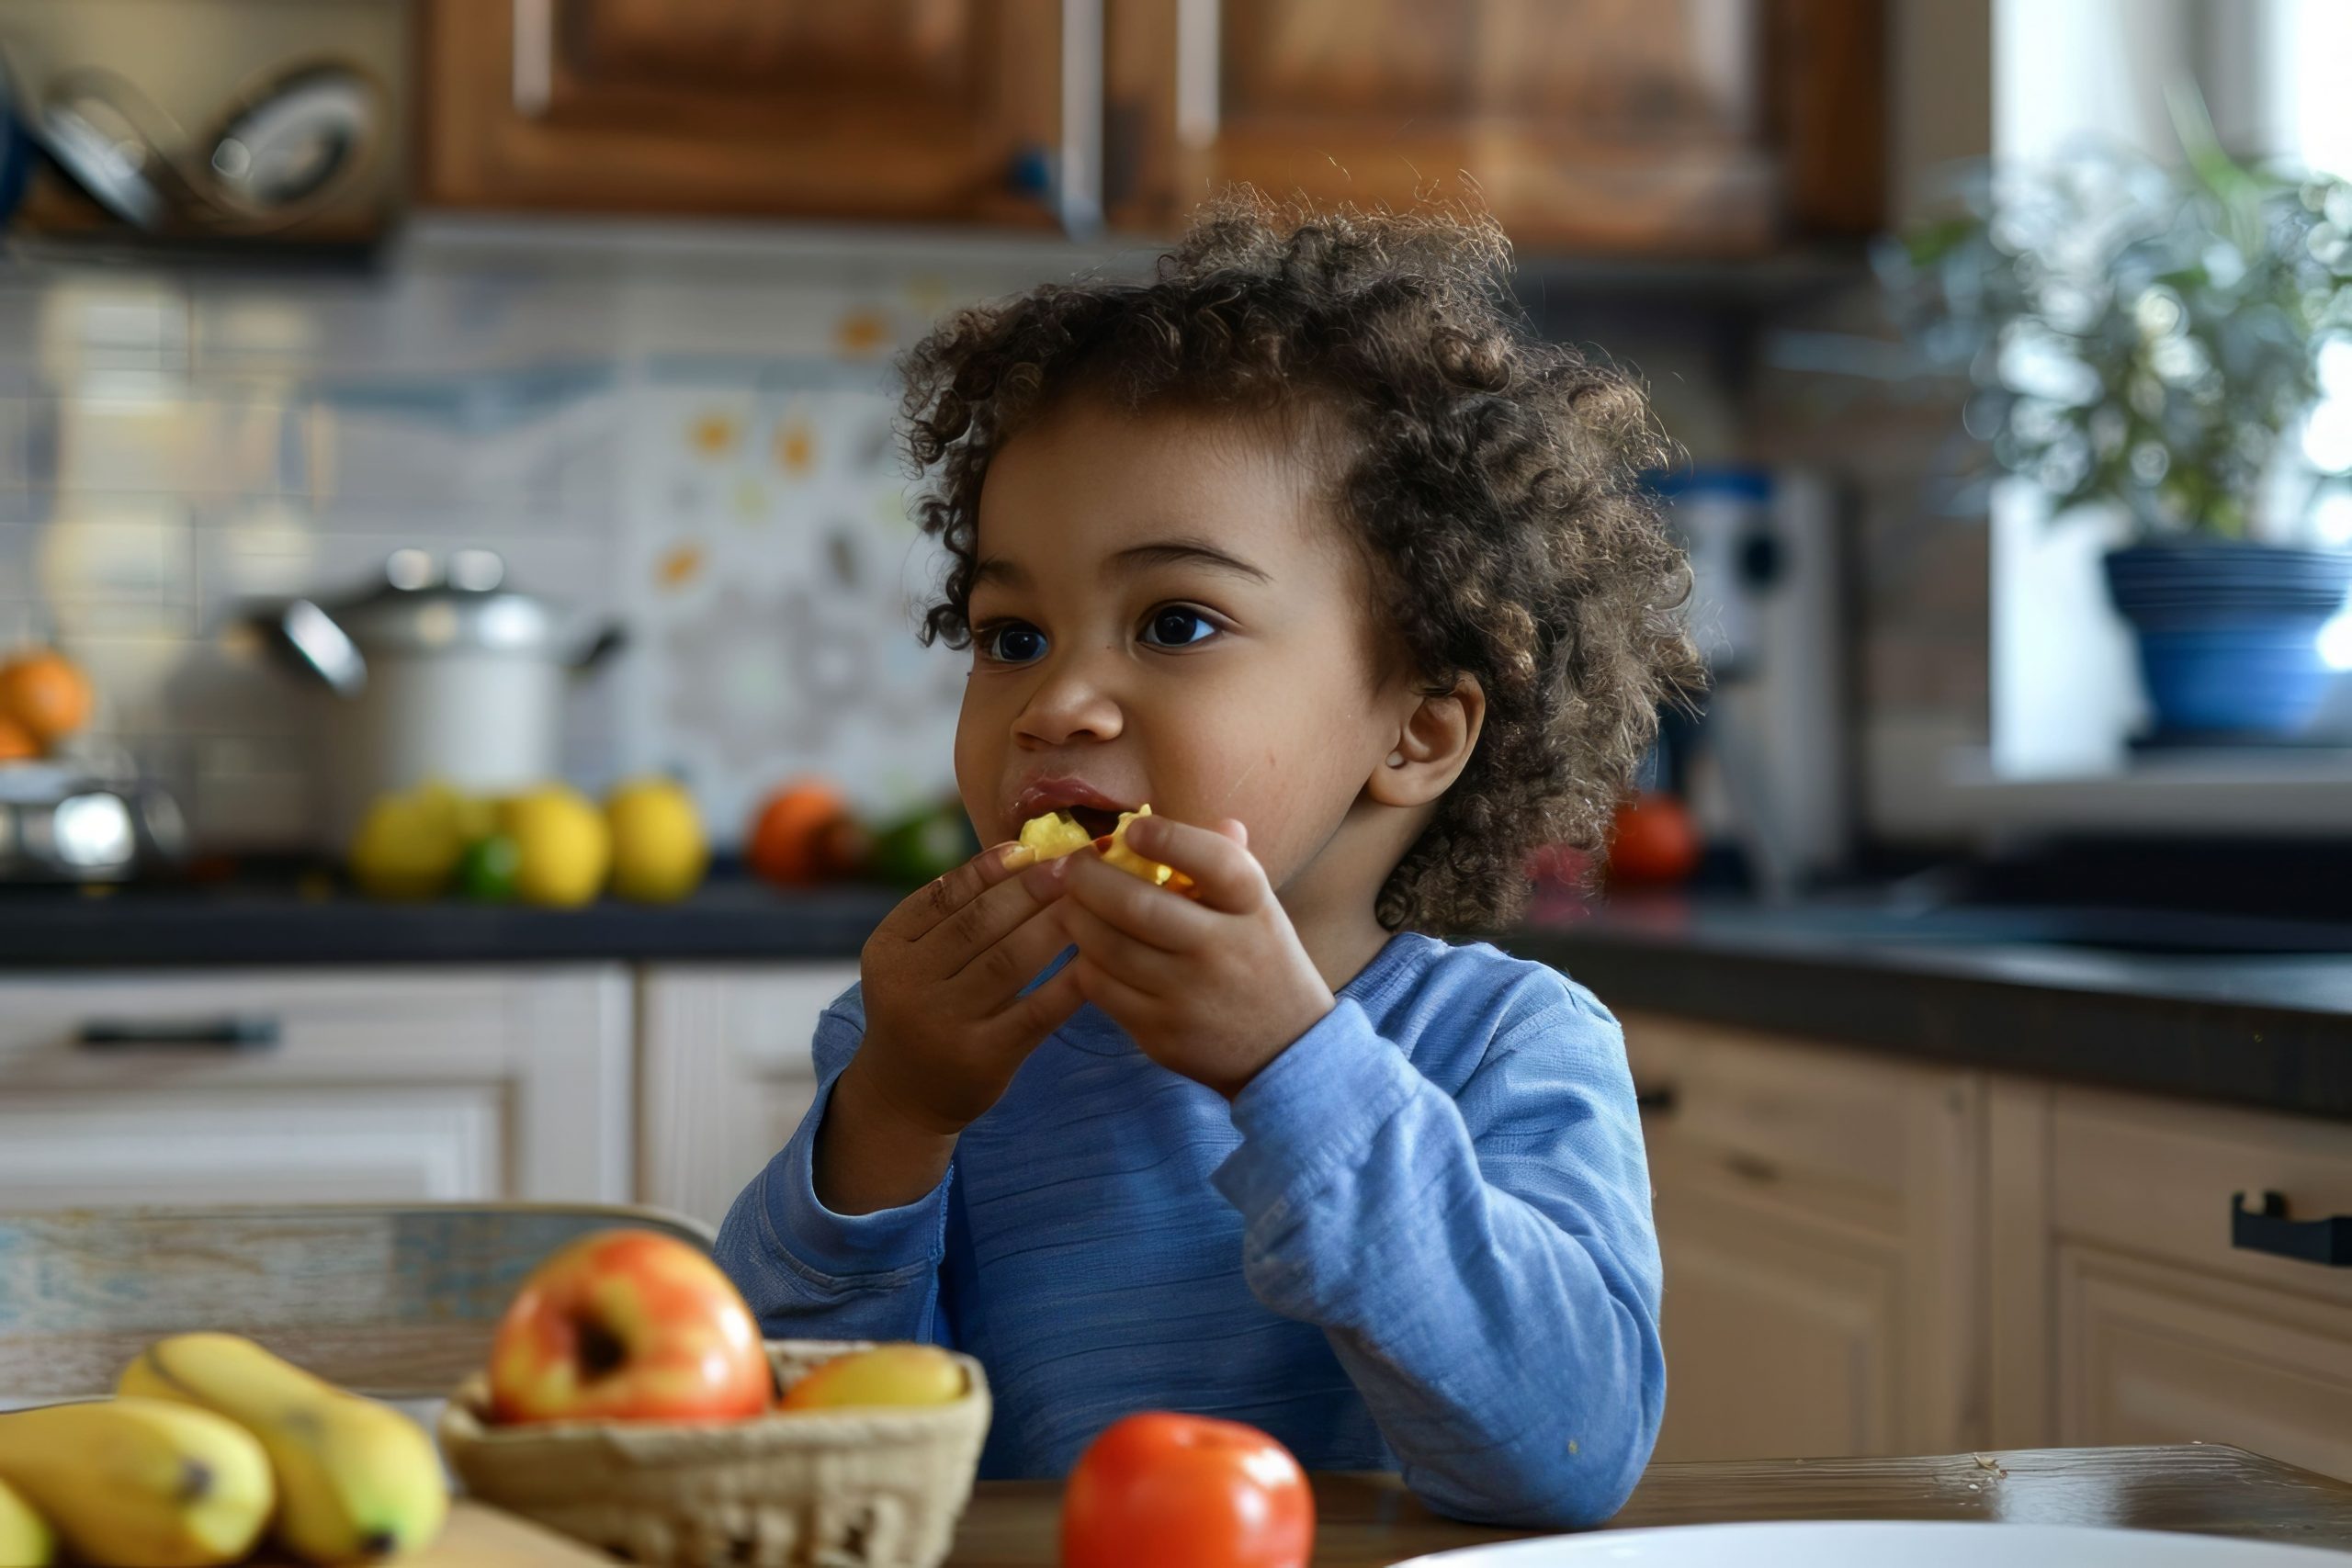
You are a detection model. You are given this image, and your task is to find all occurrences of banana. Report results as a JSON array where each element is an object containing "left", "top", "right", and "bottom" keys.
[
  {"left": 120, "top": 1333, "right": 449, "bottom": 1564},
  {"left": 0, "top": 1397, "right": 272, "bottom": 1568},
  {"left": 0, "top": 1477, "right": 54, "bottom": 1568}
]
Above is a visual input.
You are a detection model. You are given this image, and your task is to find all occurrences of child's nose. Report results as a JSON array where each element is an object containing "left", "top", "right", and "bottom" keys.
[{"left": 1013, "top": 663, "right": 1124, "bottom": 747}]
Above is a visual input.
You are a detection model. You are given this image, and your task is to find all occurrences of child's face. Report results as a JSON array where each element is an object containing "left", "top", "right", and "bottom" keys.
[{"left": 955, "top": 395, "right": 1402, "bottom": 899}]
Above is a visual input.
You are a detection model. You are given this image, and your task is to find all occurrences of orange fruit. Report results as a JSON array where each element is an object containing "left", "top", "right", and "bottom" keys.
[
  {"left": 0, "top": 713, "right": 37, "bottom": 762},
  {"left": 0, "top": 649, "right": 93, "bottom": 744},
  {"left": 747, "top": 780, "right": 863, "bottom": 887}
]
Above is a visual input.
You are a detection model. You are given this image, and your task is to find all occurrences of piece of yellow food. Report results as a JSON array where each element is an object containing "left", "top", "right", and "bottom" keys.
[
  {"left": 1018, "top": 809, "right": 1095, "bottom": 860},
  {"left": 777, "top": 1345, "right": 966, "bottom": 1412},
  {"left": 1018, "top": 805, "right": 1195, "bottom": 895}
]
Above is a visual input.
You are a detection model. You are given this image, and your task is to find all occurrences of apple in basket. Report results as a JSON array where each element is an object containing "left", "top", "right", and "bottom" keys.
[{"left": 488, "top": 1230, "right": 773, "bottom": 1424}]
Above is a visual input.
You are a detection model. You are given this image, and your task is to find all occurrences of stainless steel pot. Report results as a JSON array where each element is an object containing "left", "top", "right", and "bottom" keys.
[{"left": 259, "top": 549, "right": 623, "bottom": 847}]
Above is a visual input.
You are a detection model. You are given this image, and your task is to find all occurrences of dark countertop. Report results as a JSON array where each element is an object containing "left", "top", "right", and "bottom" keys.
[
  {"left": 1511, "top": 897, "right": 2352, "bottom": 1121},
  {"left": 0, "top": 878, "right": 900, "bottom": 968},
  {"left": 6, "top": 877, "right": 2350, "bottom": 1120}
]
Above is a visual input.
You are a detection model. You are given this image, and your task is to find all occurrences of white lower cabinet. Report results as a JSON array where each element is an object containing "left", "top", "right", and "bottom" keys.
[
  {"left": 0, "top": 966, "right": 633, "bottom": 1208},
  {"left": 637, "top": 963, "right": 856, "bottom": 1230}
]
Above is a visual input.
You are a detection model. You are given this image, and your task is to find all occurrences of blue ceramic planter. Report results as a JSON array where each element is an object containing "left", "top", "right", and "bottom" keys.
[{"left": 2104, "top": 544, "right": 2352, "bottom": 739}]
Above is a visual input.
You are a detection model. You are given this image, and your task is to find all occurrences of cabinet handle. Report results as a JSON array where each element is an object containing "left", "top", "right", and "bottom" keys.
[
  {"left": 1055, "top": 0, "right": 1104, "bottom": 238},
  {"left": 77, "top": 1017, "right": 282, "bottom": 1052},
  {"left": 2232, "top": 1190, "right": 2352, "bottom": 1267},
  {"left": 1174, "top": 0, "right": 1219, "bottom": 150},
  {"left": 512, "top": 0, "right": 553, "bottom": 118},
  {"left": 1634, "top": 1084, "right": 1678, "bottom": 1116}
]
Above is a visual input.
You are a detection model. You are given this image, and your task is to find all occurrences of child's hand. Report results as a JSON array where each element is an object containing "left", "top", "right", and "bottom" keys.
[
  {"left": 850, "top": 842, "right": 1085, "bottom": 1136},
  {"left": 1024, "top": 815, "right": 1335, "bottom": 1099}
]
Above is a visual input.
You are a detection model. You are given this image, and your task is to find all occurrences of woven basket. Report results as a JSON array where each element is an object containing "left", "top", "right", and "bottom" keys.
[{"left": 439, "top": 1340, "right": 991, "bottom": 1568}]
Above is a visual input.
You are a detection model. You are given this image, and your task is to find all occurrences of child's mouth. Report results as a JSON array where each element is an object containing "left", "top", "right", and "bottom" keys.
[{"left": 1065, "top": 805, "right": 1121, "bottom": 840}]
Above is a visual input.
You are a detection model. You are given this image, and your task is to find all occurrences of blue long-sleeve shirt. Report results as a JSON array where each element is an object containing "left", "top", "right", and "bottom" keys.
[{"left": 714, "top": 931, "right": 1664, "bottom": 1529}]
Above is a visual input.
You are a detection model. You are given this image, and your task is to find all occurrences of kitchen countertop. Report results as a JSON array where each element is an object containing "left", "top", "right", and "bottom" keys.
[
  {"left": 0, "top": 877, "right": 901, "bottom": 968},
  {"left": 946, "top": 1446, "right": 2352, "bottom": 1563},
  {"left": 6, "top": 876, "right": 2351, "bottom": 1119}
]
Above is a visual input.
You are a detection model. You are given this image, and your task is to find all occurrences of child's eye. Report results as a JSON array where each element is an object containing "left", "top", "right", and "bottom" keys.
[
  {"left": 1138, "top": 605, "right": 1219, "bottom": 649},
  {"left": 977, "top": 621, "right": 1048, "bottom": 665}
]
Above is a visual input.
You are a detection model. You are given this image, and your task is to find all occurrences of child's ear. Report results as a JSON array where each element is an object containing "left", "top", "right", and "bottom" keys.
[{"left": 1367, "top": 676, "right": 1486, "bottom": 808}]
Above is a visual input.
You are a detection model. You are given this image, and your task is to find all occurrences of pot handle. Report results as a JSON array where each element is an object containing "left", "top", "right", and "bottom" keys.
[
  {"left": 571, "top": 624, "right": 627, "bottom": 676},
  {"left": 276, "top": 600, "right": 368, "bottom": 695}
]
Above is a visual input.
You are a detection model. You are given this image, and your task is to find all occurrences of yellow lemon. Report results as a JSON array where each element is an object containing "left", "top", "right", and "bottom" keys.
[
  {"left": 349, "top": 792, "right": 466, "bottom": 899},
  {"left": 413, "top": 779, "right": 496, "bottom": 847},
  {"left": 499, "top": 786, "right": 610, "bottom": 908},
  {"left": 778, "top": 1344, "right": 966, "bottom": 1412},
  {"left": 605, "top": 778, "right": 707, "bottom": 903}
]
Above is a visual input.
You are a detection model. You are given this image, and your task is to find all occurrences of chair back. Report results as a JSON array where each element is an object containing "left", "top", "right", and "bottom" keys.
[{"left": 0, "top": 1201, "right": 713, "bottom": 1402}]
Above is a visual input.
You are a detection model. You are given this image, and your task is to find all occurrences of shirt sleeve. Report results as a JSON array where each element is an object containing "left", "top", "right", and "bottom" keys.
[
  {"left": 712, "top": 985, "right": 956, "bottom": 1345},
  {"left": 1211, "top": 985, "right": 1664, "bottom": 1529}
]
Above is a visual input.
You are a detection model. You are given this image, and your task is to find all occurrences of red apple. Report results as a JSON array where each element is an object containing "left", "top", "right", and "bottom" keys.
[{"left": 487, "top": 1229, "right": 772, "bottom": 1424}]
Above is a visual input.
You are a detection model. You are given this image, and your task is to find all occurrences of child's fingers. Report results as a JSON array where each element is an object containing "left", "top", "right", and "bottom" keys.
[
  {"left": 1117, "top": 813, "right": 1268, "bottom": 916},
  {"left": 952, "top": 898, "right": 1080, "bottom": 999},
  {"left": 914, "top": 848, "right": 1061, "bottom": 968},
  {"left": 1068, "top": 952, "right": 1159, "bottom": 1028},
  {"left": 1057, "top": 849, "right": 1220, "bottom": 950},
  {"left": 988, "top": 946, "right": 1085, "bottom": 1051},
  {"left": 885, "top": 841, "right": 1035, "bottom": 943},
  {"left": 1056, "top": 893, "right": 1184, "bottom": 994}
]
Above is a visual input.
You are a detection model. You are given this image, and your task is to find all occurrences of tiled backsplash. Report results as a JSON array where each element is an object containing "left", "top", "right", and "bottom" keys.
[{"left": 0, "top": 223, "right": 1125, "bottom": 852}]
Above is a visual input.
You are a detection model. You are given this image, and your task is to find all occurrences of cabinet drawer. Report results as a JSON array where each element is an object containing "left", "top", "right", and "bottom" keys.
[
  {"left": 0, "top": 969, "right": 579, "bottom": 1087},
  {"left": 2057, "top": 1243, "right": 2352, "bottom": 1480},
  {"left": 0, "top": 966, "right": 633, "bottom": 1204},
  {"left": 1623, "top": 1011, "right": 1966, "bottom": 1215},
  {"left": 0, "top": 1090, "right": 502, "bottom": 1209},
  {"left": 2051, "top": 1089, "right": 2352, "bottom": 1307}
]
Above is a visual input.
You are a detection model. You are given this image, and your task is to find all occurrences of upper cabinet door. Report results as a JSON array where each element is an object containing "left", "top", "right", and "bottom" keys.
[
  {"left": 419, "top": 0, "right": 1070, "bottom": 226},
  {"left": 1105, "top": 0, "right": 1883, "bottom": 253}
]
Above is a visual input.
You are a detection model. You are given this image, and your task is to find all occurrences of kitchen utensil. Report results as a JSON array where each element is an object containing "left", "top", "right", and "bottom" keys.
[
  {"left": 256, "top": 549, "right": 624, "bottom": 851},
  {"left": 198, "top": 61, "right": 383, "bottom": 226},
  {"left": 1397, "top": 1520, "right": 2348, "bottom": 1566},
  {"left": 30, "top": 70, "right": 176, "bottom": 230},
  {"left": 17, "top": 50, "right": 385, "bottom": 237},
  {"left": 0, "top": 761, "right": 186, "bottom": 883}
]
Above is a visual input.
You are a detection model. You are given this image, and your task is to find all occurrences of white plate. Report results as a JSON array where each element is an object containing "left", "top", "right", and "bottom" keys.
[{"left": 1396, "top": 1521, "right": 2350, "bottom": 1566}]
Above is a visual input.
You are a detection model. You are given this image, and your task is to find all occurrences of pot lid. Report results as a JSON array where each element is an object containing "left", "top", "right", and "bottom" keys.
[{"left": 326, "top": 549, "right": 564, "bottom": 656}]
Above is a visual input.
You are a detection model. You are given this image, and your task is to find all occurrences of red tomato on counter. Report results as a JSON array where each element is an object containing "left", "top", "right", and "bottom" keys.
[
  {"left": 1061, "top": 1412, "right": 1313, "bottom": 1568},
  {"left": 1607, "top": 792, "right": 1701, "bottom": 886}
]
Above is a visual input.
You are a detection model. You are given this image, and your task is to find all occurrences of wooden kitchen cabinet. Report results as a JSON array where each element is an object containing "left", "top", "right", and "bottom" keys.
[
  {"left": 0, "top": 967, "right": 632, "bottom": 1209},
  {"left": 1623, "top": 1011, "right": 1986, "bottom": 1461},
  {"left": 1103, "top": 0, "right": 1884, "bottom": 251},
  {"left": 637, "top": 962, "right": 858, "bottom": 1229},
  {"left": 1989, "top": 1084, "right": 2352, "bottom": 1481},
  {"left": 418, "top": 0, "right": 1069, "bottom": 225},
  {"left": 418, "top": 0, "right": 1883, "bottom": 250}
]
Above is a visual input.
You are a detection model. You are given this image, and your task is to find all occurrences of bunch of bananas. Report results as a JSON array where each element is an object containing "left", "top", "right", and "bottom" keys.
[{"left": 0, "top": 1334, "right": 447, "bottom": 1567}]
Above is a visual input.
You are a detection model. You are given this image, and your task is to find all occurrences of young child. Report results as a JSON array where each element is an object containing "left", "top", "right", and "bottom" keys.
[{"left": 715, "top": 194, "right": 1701, "bottom": 1529}]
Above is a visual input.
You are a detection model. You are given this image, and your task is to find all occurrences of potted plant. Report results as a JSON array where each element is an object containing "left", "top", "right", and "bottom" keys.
[{"left": 1881, "top": 93, "right": 2352, "bottom": 739}]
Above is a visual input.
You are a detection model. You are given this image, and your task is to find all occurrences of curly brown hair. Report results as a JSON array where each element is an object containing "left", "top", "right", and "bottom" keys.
[{"left": 899, "top": 190, "right": 1702, "bottom": 933}]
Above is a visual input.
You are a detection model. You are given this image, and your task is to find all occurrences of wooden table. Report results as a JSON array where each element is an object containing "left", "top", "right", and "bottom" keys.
[{"left": 946, "top": 1446, "right": 2352, "bottom": 1565}]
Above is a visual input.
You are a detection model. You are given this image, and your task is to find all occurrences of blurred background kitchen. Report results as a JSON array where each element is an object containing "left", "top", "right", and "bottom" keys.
[{"left": 4, "top": 0, "right": 2350, "bottom": 1488}]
